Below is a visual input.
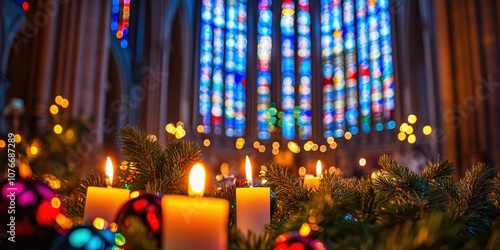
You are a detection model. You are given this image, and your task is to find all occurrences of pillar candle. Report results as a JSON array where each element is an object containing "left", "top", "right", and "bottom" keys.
[
  {"left": 236, "top": 156, "right": 270, "bottom": 235},
  {"left": 84, "top": 157, "right": 130, "bottom": 223},
  {"left": 304, "top": 160, "right": 322, "bottom": 190},
  {"left": 162, "top": 163, "right": 229, "bottom": 250}
]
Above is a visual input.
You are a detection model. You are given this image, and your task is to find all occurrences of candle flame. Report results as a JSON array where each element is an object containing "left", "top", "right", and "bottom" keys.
[
  {"left": 316, "top": 160, "right": 322, "bottom": 177},
  {"left": 245, "top": 155, "right": 253, "bottom": 185},
  {"left": 105, "top": 157, "right": 114, "bottom": 186},
  {"left": 188, "top": 163, "right": 206, "bottom": 197}
]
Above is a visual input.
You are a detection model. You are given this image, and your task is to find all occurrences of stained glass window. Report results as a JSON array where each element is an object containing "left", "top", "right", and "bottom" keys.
[
  {"left": 111, "top": 0, "right": 131, "bottom": 48},
  {"left": 198, "top": 0, "right": 395, "bottom": 141}
]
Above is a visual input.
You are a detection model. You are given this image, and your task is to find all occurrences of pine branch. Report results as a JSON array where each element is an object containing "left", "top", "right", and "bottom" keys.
[
  {"left": 228, "top": 228, "right": 273, "bottom": 250},
  {"left": 373, "top": 155, "right": 425, "bottom": 199},
  {"left": 421, "top": 158, "right": 455, "bottom": 181},
  {"left": 64, "top": 195, "right": 85, "bottom": 219},
  {"left": 458, "top": 163, "right": 496, "bottom": 219},
  {"left": 117, "top": 126, "right": 201, "bottom": 193},
  {"left": 118, "top": 125, "right": 167, "bottom": 191},
  {"left": 261, "top": 162, "right": 314, "bottom": 225},
  {"left": 490, "top": 174, "right": 500, "bottom": 211},
  {"left": 118, "top": 216, "right": 160, "bottom": 250}
]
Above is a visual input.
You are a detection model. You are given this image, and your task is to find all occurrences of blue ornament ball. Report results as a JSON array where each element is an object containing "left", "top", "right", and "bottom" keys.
[{"left": 52, "top": 225, "right": 117, "bottom": 250}]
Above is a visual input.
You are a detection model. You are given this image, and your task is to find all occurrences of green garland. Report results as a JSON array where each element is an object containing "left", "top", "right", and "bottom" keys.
[{"left": 63, "top": 126, "right": 500, "bottom": 249}]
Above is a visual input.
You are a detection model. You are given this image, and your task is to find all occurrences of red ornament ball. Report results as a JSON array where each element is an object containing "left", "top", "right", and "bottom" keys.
[
  {"left": 273, "top": 232, "right": 327, "bottom": 250},
  {"left": 115, "top": 192, "right": 162, "bottom": 244},
  {"left": 0, "top": 179, "right": 64, "bottom": 249}
]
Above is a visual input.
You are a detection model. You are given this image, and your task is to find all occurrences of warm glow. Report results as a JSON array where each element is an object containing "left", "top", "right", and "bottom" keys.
[
  {"left": 423, "top": 125, "right": 432, "bottom": 135},
  {"left": 344, "top": 132, "right": 352, "bottom": 140},
  {"left": 320, "top": 145, "right": 327, "bottom": 152},
  {"left": 93, "top": 217, "right": 108, "bottom": 230},
  {"left": 130, "top": 191, "right": 140, "bottom": 199},
  {"left": 272, "top": 148, "right": 279, "bottom": 155},
  {"left": 398, "top": 132, "right": 406, "bottom": 141},
  {"left": 14, "top": 134, "right": 21, "bottom": 143},
  {"left": 54, "top": 124, "right": 63, "bottom": 134},
  {"left": 245, "top": 155, "right": 253, "bottom": 185},
  {"left": 106, "top": 157, "right": 114, "bottom": 186},
  {"left": 51, "top": 197, "right": 61, "bottom": 208},
  {"left": 316, "top": 160, "right": 322, "bottom": 177},
  {"left": 298, "top": 167, "right": 307, "bottom": 176},
  {"left": 258, "top": 145, "right": 266, "bottom": 153},
  {"left": 299, "top": 223, "right": 311, "bottom": 237},
  {"left": 359, "top": 158, "right": 367, "bottom": 167},
  {"left": 327, "top": 137, "right": 334, "bottom": 144},
  {"left": 196, "top": 125, "right": 204, "bottom": 133},
  {"left": 400, "top": 123, "right": 409, "bottom": 132},
  {"left": 30, "top": 145, "right": 39, "bottom": 155},
  {"left": 55, "top": 95, "right": 63, "bottom": 105},
  {"left": 60, "top": 99, "right": 69, "bottom": 108},
  {"left": 408, "top": 134, "right": 416, "bottom": 144},
  {"left": 203, "top": 139, "right": 211, "bottom": 147},
  {"left": 0, "top": 140, "right": 5, "bottom": 148},
  {"left": 408, "top": 114, "right": 417, "bottom": 124},
  {"left": 50, "top": 105, "right": 59, "bottom": 114},
  {"left": 405, "top": 125, "right": 414, "bottom": 135},
  {"left": 188, "top": 163, "right": 206, "bottom": 197}
]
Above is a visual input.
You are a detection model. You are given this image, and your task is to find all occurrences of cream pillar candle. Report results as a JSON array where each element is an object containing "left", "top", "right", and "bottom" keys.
[
  {"left": 236, "top": 156, "right": 270, "bottom": 235},
  {"left": 84, "top": 157, "right": 130, "bottom": 223},
  {"left": 304, "top": 160, "right": 322, "bottom": 190},
  {"left": 162, "top": 163, "right": 229, "bottom": 250}
]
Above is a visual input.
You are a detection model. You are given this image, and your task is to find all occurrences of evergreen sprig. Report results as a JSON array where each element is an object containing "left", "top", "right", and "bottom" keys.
[{"left": 117, "top": 125, "right": 201, "bottom": 194}]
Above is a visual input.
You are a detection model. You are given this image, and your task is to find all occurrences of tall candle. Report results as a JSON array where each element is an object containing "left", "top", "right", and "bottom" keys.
[
  {"left": 84, "top": 157, "right": 130, "bottom": 223},
  {"left": 304, "top": 160, "right": 322, "bottom": 190},
  {"left": 236, "top": 156, "right": 270, "bottom": 235},
  {"left": 162, "top": 163, "right": 229, "bottom": 250}
]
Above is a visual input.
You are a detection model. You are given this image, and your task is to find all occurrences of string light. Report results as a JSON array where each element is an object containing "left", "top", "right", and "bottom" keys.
[
  {"left": 50, "top": 105, "right": 59, "bottom": 115},
  {"left": 408, "top": 134, "right": 416, "bottom": 144},
  {"left": 359, "top": 158, "right": 367, "bottom": 167},
  {"left": 423, "top": 125, "right": 432, "bottom": 135},
  {"left": 408, "top": 114, "right": 417, "bottom": 124}
]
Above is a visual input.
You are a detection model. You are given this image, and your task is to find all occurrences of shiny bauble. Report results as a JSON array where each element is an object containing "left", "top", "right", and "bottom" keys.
[
  {"left": 115, "top": 192, "right": 162, "bottom": 245},
  {"left": 0, "top": 179, "right": 63, "bottom": 249},
  {"left": 273, "top": 232, "right": 327, "bottom": 250},
  {"left": 52, "top": 225, "right": 117, "bottom": 249}
]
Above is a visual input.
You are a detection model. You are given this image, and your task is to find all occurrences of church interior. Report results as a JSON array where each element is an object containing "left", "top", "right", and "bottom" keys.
[{"left": 0, "top": 0, "right": 499, "bottom": 249}]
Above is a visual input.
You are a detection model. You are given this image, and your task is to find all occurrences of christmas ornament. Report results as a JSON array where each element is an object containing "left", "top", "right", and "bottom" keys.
[
  {"left": 273, "top": 231, "right": 327, "bottom": 250},
  {"left": 0, "top": 179, "right": 63, "bottom": 249},
  {"left": 51, "top": 225, "right": 118, "bottom": 249},
  {"left": 115, "top": 192, "right": 162, "bottom": 244}
]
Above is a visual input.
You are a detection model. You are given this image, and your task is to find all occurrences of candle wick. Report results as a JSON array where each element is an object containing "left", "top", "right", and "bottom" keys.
[{"left": 105, "top": 176, "right": 112, "bottom": 187}]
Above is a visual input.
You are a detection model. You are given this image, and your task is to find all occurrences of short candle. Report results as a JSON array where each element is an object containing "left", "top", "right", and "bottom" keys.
[
  {"left": 162, "top": 163, "right": 229, "bottom": 250},
  {"left": 236, "top": 156, "right": 270, "bottom": 235},
  {"left": 304, "top": 160, "right": 323, "bottom": 190},
  {"left": 83, "top": 157, "right": 130, "bottom": 223}
]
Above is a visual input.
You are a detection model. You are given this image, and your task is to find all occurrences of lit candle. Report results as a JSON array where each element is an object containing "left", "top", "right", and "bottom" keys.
[
  {"left": 304, "top": 160, "right": 322, "bottom": 190},
  {"left": 162, "top": 163, "right": 229, "bottom": 250},
  {"left": 84, "top": 157, "right": 130, "bottom": 223},
  {"left": 236, "top": 156, "right": 270, "bottom": 235}
]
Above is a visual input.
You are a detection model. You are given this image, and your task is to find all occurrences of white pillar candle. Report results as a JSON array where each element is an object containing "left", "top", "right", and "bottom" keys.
[
  {"left": 162, "top": 163, "right": 229, "bottom": 250},
  {"left": 304, "top": 160, "right": 322, "bottom": 190},
  {"left": 84, "top": 157, "right": 130, "bottom": 223},
  {"left": 236, "top": 156, "right": 270, "bottom": 235}
]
